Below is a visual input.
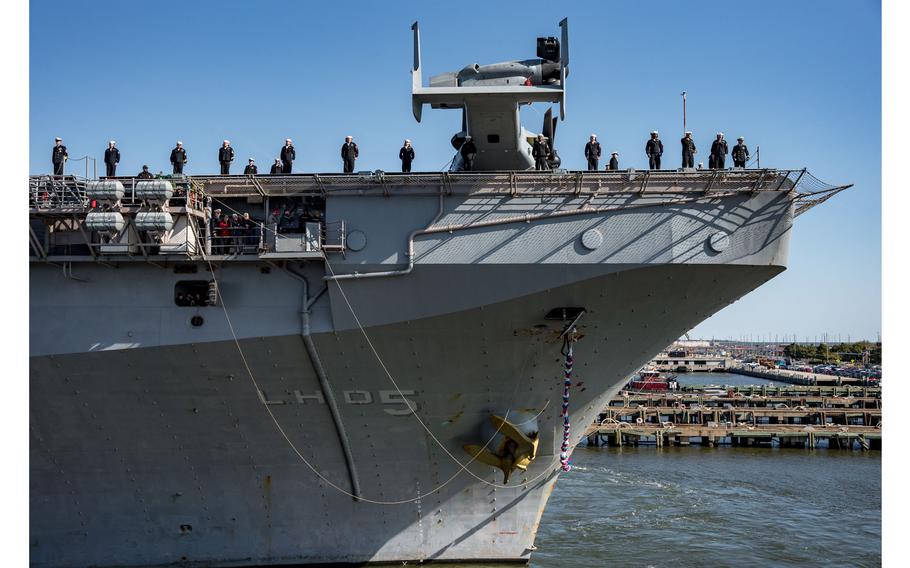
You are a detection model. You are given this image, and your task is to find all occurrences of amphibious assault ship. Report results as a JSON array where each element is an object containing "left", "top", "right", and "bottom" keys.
[{"left": 29, "top": 20, "right": 850, "bottom": 566}]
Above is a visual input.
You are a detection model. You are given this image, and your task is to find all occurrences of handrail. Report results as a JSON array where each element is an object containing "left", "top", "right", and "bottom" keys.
[
  {"left": 31, "top": 169, "right": 836, "bottom": 205},
  {"left": 28, "top": 169, "right": 811, "bottom": 199}
]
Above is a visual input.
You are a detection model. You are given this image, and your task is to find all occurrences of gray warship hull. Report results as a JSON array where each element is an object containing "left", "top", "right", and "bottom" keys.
[{"left": 30, "top": 171, "right": 797, "bottom": 566}]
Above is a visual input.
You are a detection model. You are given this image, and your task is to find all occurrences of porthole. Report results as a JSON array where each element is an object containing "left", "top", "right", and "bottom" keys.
[{"left": 190, "top": 316, "right": 204, "bottom": 328}]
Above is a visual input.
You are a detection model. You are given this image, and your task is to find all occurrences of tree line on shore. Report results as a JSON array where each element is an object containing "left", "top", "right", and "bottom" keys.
[{"left": 783, "top": 342, "right": 882, "bottom": 365}]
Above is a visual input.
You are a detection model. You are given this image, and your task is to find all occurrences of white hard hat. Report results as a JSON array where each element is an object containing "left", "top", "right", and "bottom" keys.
[
  {"left": 590, "top": 133, "right": 597, "bottom": 138},
  {"left": 55, "top": 137, "right": 62, "bottom": 141},
  {"left": 177, "top": 140, "right": 183, "bottom": 144},
  {"left": 286, "top": 138, "right": 292, "bottom": 142},
  {"left": 651, "top": 130, "right": 658, "bottom": 135},
  {"left": 612, "top": 151, "right": 618, "bottom": 155},
  {"left": 717, "top": 132, "right": 724, "bottom": 136},
  {"left": 109, "top": 140, "right": 116, "bottom": 144}
]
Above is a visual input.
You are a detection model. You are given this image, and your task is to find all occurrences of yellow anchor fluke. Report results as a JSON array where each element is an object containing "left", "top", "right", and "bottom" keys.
[
  {"left": 463, "top": 412, "right": 540, "bottom": 484},
  {"left": 490, "top": 414, "right": 539, "bottom": 464},
  {"left": 463, "top": 444, "right": 508, "bottom": 469}
]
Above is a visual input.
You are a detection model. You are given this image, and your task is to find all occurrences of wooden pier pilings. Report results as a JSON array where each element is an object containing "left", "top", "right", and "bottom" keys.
[
  {"left": 726, "top": 366, "right": 876, "bottom": 387},
  {"left": 585, "top": 385, "right": 882, "bottom": 450},
  {"left": 585, "top": 423, "right": 881, "bottom": 450}
]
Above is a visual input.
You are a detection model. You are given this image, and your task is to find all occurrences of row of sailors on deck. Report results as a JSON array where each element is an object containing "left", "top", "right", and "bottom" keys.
[
  {"left": 50, "top": 137, "right": 414, "bottom": 177},
  {"left": 50, "top": 132, "right": 749, "bottom": 176},
  {"left": 581, "top": 132, "right": 750, "bottom": 171}
]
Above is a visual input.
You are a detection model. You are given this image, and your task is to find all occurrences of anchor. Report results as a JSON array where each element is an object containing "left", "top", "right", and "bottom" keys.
[{"left": 463, "top": 412, "right": 540, "bottom": 484}]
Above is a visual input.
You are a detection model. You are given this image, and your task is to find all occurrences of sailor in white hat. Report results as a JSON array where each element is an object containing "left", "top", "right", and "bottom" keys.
[
  {"left": 533, "top": 134, "right": 550, "bottom": 171},
  {"left": 219, "top": 139, "right": 235, "bottom": 175},
  {"left": 52, "top": 137, "right": 67, "bottom": 176},
  {"left": 460, "top": 135, "right": 477, "bottom": 171},
  {"left": 710, "top": 132, "right": 728, "bottom": 169},
  {"left": 280, "top": 138, "right": 296, "bottom": 173},
  {"left": 681, "top": 130, "right": 696, "bottom": 169},
  {"left": 170, "top": 141, "right": 187, "bottom": 174},
  {"left": 608, "top": 151, "right": 619, "bottom": 171},
  {"left": 342, "top": 136, "right": 358, "bottom": 173},
  {"left": 400, "top": 139, "right": 415, "bottom": 173},
  {"left": 646, "top": 131, "right": 663, "bottom": 170},
  {"left": 732, "top": 136, "right": 750, "bottom": 168},
  {"left": 243, "top": 158, "right": 257, "bottom": 175},
  {"left": 104, "top": 140, "right": 120, "bottom": 177},
  {"left": 585, "top": 134, "right": 602, "bottom": 171}
]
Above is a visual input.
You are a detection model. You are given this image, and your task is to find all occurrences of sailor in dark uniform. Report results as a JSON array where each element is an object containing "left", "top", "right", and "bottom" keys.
[
  {"left": 645, "top": 131, "right": 663, "bottom": 169},
  {"left": 243, "top": 158, "right": 257, "bottom": 175},
  {"left": 218, "top": 140, "right": 234, "bottom": 175},
  {"left": 399, "top": 139, "right": 415, "bottom": 172},
  {"left": 681, "top": 131, "right": 696, "bottom": 168},
  {"left": 270, "top": 158, "right": 283, "bottom": 174},
  {"left": 584, "top": 134, "right": 602, "bottom": 171},
  {"left": 137, "top": 165, "right": 154, "bottom": 179},
  {"left": 608, "top": 152, "right": 619, "bottom": 170},
  {"left": 710, "top": 133, "right": 728, "bottom": 169},
  {"left": 341, "top": 136, "right": 359, "bottom": 173},
  {"left": 460, "top": 136, "right": 477, "bottom": 171},
  {"left": 532, "top": 135, "right": 550, "bottom": 170},
  {"left": 732, "top": 137, "right": 750, "bottom": 168},
  {"left": 280, "top": 139, "right": 296, "bottom": 173},
  {"left": 52, "top": 137, "right": 67, "bottom": 176},
  {"left": 104, "top": 140, "right": 120, "bottom": 177},
  {"left": 170, "top": 141, "right": 187, "bottom": 174}
]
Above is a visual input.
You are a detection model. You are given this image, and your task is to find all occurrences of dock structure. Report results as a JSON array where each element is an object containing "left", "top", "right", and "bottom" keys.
[
  {"left": 586, "top": 386, "right": 882, "bottom": 450},
  {"left": 727, "top": 365, "right": 876, "bottom": 387},
  {"left": 649, "top": 353, "right": 731, "bottom": 373},
  {"left": 678, "top": 383, "right": 880, "bottom": 398},
  {"left": 617, "top": 390, "right": 881, "bottom": 413},
  {"left": 584, "top": 422, "right": 880, "bottom": 450}
]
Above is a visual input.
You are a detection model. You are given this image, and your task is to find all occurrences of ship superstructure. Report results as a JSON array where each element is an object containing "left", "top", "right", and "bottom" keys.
[{"left": 28, "top": 19, "right": 850, "bottom": 567}]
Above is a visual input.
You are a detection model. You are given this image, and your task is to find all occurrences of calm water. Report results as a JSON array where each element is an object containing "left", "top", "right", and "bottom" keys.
[
  {"left": 673, "top": 371, "right": 789, "bottom": 388},
  {"left": 531, "top": 445, "right": 881, "bottom": 567}
]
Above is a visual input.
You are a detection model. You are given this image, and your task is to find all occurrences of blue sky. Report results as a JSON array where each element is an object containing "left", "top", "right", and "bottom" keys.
[{"left": 29, "top": 0, "right": 882, "bottom": 341}]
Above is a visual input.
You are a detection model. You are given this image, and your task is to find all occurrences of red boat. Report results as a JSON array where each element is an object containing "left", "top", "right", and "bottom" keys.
[{"left": 627, "top": 369, "right": 679, "bottom": 391}]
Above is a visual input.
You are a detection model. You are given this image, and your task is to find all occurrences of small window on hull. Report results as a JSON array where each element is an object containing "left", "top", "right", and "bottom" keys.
[{"left": 175, "top": 280, "right": 216, "bottom": 307}]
